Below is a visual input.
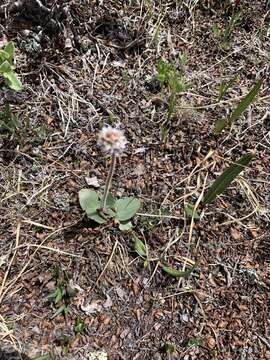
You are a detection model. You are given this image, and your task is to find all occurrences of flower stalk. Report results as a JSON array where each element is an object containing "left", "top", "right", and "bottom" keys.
[
  {"left": 101, "top": 151, "right": 117, "bottom": 210},
  {"left": 97, "top": 125, "right": 127, "bottom": 211}
]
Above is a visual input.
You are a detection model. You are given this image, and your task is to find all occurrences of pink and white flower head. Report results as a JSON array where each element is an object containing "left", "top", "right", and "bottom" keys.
[{"left": 98, "top": 125, "right": 127, "bottom": 156}]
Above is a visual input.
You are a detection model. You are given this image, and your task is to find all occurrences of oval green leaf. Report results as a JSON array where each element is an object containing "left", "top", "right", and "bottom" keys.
[
  {"left": 79, "top": 189, "right": 100, "bottom": 214},
  {"left": 115, "top": 197, "right": 141, "bottom": 221}
]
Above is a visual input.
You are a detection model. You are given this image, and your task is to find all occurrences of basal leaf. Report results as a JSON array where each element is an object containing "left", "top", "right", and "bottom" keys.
[
  {"left": 115, "top": 197, "right": 141, "bottom": 221},
  {"left": 215, "top": 79, "right": 263, "bottom": 133},
  {"left": 203, "top": 153, "right": 254, "bottom": 204},
  {"left": 105, "top": 192, "right": 115, "bottom": 208},
  {"left": 119, "top": 221, "right": 133, "bottom": 231},
  {"left": 79, "top": 189, "right": 100, "bottom": 214},
  {"left": 106, "top": 208, "right": 116, "bottom": 218},
  {"left": 162, "top": 264, "right": 196, "bottom": 278},
  {"left": 88, "top": 211, "right": 107, "bottom": 224}
]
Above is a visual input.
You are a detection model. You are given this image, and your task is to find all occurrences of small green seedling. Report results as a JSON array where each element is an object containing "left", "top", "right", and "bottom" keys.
[
  {"left": 187, "top": 338, "right": 203, "bottom": 348},
  {"left": 47, "top": 267, "right": 76, "bottom": 318},
  {"left": 212, "top": 12, "right": 243, "bottom": 49},
  {"left": 56, "top": 335, "right": 71, "bottom": 355},
  {"left": 132, "top": 232, "right": 196, "bottom": 278},
  {"left": 0, "top": 103, "right": 27, "bottom": 146},
  {"left": 218, "top": 77, "right": 236, "bottom": 101},
  {"left": 0, "top": 42, "right": 22, "bottom": 91},
  {"left": 156, "top": 59, "right": 189, "bottom": 141},
  {"left": 74, "top": 316, "right": 86, "bottom": 335},
  {"left": 162, "top": 343, "right": 175, "bottom": 357},
  {"left": 79, "top": 189, "right": 141, "bottom": 231},
  {"left": 222, "top": 12, "right": 243, "bottom": 48},
  {"left": 0, "top": 103, "right": 19, "bottom": 134}
]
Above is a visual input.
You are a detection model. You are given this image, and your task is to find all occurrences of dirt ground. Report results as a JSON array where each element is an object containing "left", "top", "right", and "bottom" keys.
[{"left": 0, "top": 1, "right": 270, "bottom": 359}]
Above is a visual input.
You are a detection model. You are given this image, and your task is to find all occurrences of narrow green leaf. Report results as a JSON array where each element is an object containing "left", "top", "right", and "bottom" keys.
[
  {"left": 79, "top": 189, "right": 100, "bottom": 214},
  {"left": 162, "top": 264, "right": 196, "bottom": 278},
  {"left": 0, "top": 50, "right": 11, "bottom": 61},
  {"left": 54, "top": 288, "right": 63, "bottom": 304},
  {"left": 119, "top": 221, "right": 133, "bottom": 231},
  {"left": 4, "top": 42, "right": 15, "bottom": 62},
  {"left": 0, "top": 60, "right": 12, "bottom": 73},
  {"left": 203, "top": 153, "right": 255, "bottom": 204},
  {"left": 47, "top": 290, "right": 58, "bottom": 302},
  {"left": 133, "top": 235, "right": 147, "bottom": 258},
  {"left": 3, "top": 71, "right": 22, "bottom": 91},
  {"left": 184, "top": 203, "right": 200, "bottom": 219},
  {"left": 52, "top": 304, "right": 67, "bottom": 318},
  {"left": 215, "top": 79, "right": 263, "bottom": 133},
  {"left": 115, "top": 197, "right": 141, "bottom": 221}
]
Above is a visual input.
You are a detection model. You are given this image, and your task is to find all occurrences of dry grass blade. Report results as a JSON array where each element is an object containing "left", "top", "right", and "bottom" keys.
[{"left": 0, "top": 221, "right": 21, "bottom": 304}]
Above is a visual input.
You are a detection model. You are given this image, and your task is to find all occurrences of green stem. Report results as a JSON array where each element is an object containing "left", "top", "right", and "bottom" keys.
[{"left": 102, "top": 152, "right": 117, "bottom": 210}]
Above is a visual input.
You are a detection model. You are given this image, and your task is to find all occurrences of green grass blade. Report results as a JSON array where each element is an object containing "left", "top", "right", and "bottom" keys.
[
  {"left": 203, "top": 153, "right": 255, "bottom": 204},
  {"left": 162, "top": 263, "right": 196, "bottom": 278},
  {"left": 215, "top": 79, "right": 263, "bottom": 133}
]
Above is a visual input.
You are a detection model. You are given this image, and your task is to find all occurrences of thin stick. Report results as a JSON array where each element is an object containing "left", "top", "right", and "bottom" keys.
[
  {"left": 21, "top": 219, "right": 55, "bottom": 230},
  {"left": 13, "top": 244, "right": 85, "bottom": 259},
  {"left": 137, "top": 212, "right": 183, "bottom": 220},
  {"left": 92, "top": 239, "right": 118, "bottom": 290},
  {"left": 0, "top": 221, "right": 21, "bottom": 302}
]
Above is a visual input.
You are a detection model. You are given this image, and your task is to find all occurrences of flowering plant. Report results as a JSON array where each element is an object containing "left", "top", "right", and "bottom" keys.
[{"left": 79, "top": 126, "right": 141, "bottom": 231}]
